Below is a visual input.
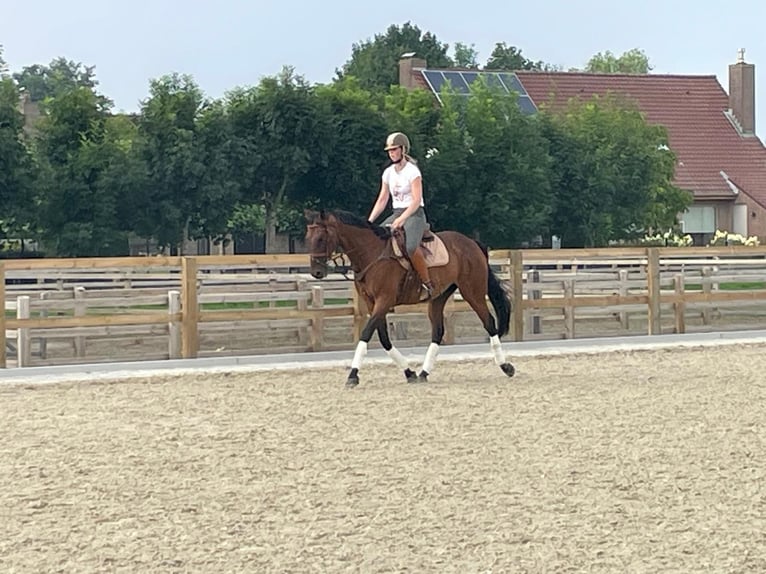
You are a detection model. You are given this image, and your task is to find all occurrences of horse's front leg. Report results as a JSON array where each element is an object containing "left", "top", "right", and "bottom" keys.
[
  {"left": 346, "top": 299, "right": 395, "bottom": 388},
  {"left": 418, "top": 285, "right": 457, "bottom": 382},
  {"left": 375, "top": 319, "right": 418, "bottom": 383}
]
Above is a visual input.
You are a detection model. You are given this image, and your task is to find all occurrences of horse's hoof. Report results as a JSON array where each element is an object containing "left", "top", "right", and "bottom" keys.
[
  {"left": 500, "top": 363, "right": 515, "bottom": 377},
  {"left": 415, "top": 370, "right": 429, "bottom": 383},
  {"left": 346, "top": 376, "right": 360, "bottom": 388},
  {"left": 404, "top": 368, "right": 418, "bottom": 383}
]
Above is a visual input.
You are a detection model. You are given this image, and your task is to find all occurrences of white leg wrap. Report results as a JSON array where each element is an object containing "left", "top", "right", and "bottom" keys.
[
  {"left": 386, "top": 346, "right": 410, "bottom": 369},
  {"left": 351, "top": 341, "right": 368, "bottom": 370},
  {"left": 490, "top": 335, "right": 506, "bottom": 366},
  {"left": 422, "top": 343, "right": 440, "bottom": 374}
]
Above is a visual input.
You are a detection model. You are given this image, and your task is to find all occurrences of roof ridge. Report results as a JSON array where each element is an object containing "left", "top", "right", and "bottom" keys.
[{"left": 424, "top": 67, "right": 719, "bottom": 80}]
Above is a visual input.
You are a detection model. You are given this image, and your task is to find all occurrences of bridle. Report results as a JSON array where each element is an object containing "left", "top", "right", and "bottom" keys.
[
  {"left": 307, "top": 223, "right": 353, "bottom": 279},
  {"left": 307, "top": 221, "right": 392, "bottom": 282}
]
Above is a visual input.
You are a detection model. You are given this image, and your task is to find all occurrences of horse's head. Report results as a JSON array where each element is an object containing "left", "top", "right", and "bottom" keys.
[{"left": 304, "top": 209, "right": 340, "bottom": 279}]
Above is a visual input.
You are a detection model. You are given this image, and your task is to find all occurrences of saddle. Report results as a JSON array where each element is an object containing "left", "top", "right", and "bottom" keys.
[{"left": 391, "top": 226, "right": 449, "bottom": 269}]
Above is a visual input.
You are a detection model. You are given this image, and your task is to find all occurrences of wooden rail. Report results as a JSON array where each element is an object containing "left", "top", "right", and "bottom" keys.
[{"left": 4, "top": 246, "right": 766, "bottom": 368}]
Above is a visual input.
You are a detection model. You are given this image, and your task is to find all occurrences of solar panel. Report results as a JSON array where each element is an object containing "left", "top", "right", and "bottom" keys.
[
  {"left": 461, "top": 71, "right": 480, "bottom": 87},
  {"left": 421, "top": 70, "right": 536, "bottom": 115},
  {"left": 498, "top": 73, "right": 527, "bottom": 95},
  {"left": 422, "top": 70, "right": 447, "bottom": 93},
  {"left": 441, "top": 71, "right": 470, "bottom": 94},
  {"left": 483, "top": 73, "right": 507, "bottom": 91},
  {"left": 517, "top": 96, "right": 538, "bottom": 115}
]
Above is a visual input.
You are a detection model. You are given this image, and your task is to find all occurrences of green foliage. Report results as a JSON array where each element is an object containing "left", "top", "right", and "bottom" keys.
[
  {"left": 337, "top": 22, "right": 453, "bottom": 91},
  {"left": 13, "top": 57, "right": 112, "bottom": 110},
  {"left": 541, "top": 94, "right": 691, "bottom": 247},
  {"left": 34, "top": 87, "right": 133, "bottom": 256},
  {"left": 0, "top": 76, "right": 35, "bottom": 241},
  {"left": 225, "top": 67, "right": 324, "bottom": 249},
  {"left": 453, "top": 42, "right": 479, "bottom": 69},
  {"left": 484, "top": 42, "right": 551, "bottom": 71},
  {"left": 306, "top": 77, "right": 387, "bottom": 214},
  {"left": 0, "top": 32, "right": 699, "bottom": 255},
  {"left": 425, "top": 78, "right": 553, "bottom": 247},
  {"left": 0, "top": 45, "right": 8, "bottom": 77},
  {"left": 584, "top": 49, "right": 652, "bottom": 74},
  {"left": 134, "top": 73, "right": 207, "bottom": 251}
]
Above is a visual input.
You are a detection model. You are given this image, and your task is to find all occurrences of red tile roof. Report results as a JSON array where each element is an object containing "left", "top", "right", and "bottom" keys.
[{"left": 416, "top": 69, "right": 766, "bottom": 208}]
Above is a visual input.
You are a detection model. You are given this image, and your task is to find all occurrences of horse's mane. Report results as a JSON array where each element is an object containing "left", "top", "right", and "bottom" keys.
[{"left": 331, "top": 210, "right": 391, "bottom": 240}]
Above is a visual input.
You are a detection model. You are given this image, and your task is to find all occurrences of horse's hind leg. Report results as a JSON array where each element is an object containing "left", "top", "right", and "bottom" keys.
[
  {"left": 418, "top": 285, "right": 458, "bottom": 382},
  {"left": 460, "top": 281, "right": 515, "bottom": 378}
]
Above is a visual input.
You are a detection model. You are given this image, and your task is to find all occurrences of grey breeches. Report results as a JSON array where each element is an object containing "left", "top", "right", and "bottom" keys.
[{"left": 382, "top": 207, "right": 428, "bottom": 255}]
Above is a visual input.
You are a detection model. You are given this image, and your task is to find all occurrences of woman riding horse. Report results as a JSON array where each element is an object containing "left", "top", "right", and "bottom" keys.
[{"left": 368, "top": 132, "right": 434, "bottom": 302}]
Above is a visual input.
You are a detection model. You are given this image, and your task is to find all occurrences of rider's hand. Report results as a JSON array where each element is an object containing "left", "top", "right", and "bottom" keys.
[{"left": 391, "top": 217, "right": 405, "bottom": 229}]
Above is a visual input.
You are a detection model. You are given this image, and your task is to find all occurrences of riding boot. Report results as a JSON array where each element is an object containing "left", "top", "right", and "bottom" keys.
[{"left": 410, "top": 247, "right": 434, "bottom": 301}]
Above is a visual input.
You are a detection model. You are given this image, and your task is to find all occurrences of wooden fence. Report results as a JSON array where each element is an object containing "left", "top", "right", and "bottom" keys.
[{"left": 3, "top": 246, "right": 766, "bottom": 368}]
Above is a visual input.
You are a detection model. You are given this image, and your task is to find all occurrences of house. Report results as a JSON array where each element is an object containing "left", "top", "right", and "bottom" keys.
[{"left": 398, "top": 51, "right": 766, "bottom": 245}]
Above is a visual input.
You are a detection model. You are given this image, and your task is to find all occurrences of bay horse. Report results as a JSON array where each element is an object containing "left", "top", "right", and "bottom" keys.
[{"left": 304, "top": 209, "right": 515, "bottom": 387}]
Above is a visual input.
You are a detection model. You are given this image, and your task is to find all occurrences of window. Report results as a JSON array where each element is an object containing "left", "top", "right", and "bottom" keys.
[{"left": 681, "top": 206, "right": 715, "bottom": 233}]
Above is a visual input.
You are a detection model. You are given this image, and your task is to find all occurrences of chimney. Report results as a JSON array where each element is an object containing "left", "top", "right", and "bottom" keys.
[
  {"left": 729, "top": 48, "right": 756, "bottom": 135},
  {"left": 399, "top": 52, "right": 427, "bottom": 90}
]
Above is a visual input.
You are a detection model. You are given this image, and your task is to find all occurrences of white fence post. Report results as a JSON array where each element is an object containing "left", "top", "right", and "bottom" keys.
[{"left": 17, "top": 295, "right": 31, "bottom": 367}]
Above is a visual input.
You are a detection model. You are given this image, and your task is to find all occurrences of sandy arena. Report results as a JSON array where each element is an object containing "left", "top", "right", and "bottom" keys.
[{"left": 1, "top": 343, "right": 765, "bottom": 573}]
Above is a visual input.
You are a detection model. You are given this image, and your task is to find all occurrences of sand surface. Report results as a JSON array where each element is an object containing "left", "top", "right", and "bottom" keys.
[{"left": 2, "top": 343, "right": 765, "bottom": 573}]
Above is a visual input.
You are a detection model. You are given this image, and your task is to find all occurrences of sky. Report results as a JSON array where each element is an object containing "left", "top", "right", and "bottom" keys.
[{"left": 2, "top": 0, "right": 766, "bottom": 138}]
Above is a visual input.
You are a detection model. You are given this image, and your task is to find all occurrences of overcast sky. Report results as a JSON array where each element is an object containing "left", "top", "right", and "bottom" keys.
[{"left": 2, "top": 0, "right": 765, "bottom": 138}]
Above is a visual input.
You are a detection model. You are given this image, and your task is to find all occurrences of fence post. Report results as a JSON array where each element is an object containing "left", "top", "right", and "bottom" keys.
[
  {"left": 17, "top": 295, "right": 31, "bottom": 367},
  {"left": 563, "top": 280, "right": 575, "bottom": 339},
  {"left": 38, "top": 292, "right": 48, "bottom": 359},
  {"left": 0, "top": 263, "right": 5, "bottom": 368},
  {"left": 701, "top": 266, "right": 712, "bottom": 325},
  {"left": 526, "top": 269, "right": 541, "bottom": 335},
  {"left": 73, "top": 286, "right": 86, "bottom": 358},
  {"left": 168, "top": 290, "right": 182, "bottom": 359},
  {"left": 181, "top": 257, "right": 199, "bottom": 359},
  {"left": 510, "top": 250, "right": 524, "bottom": 342},
  {"left": 296, "top": 279, "right": 308, "bottom": 347},
  {"left": 673, "top": 274, "right": 686, "bottom": 334},
  {"left": 310, "top": 285, "right": 325, "bottom": 351},
  {"left": 618, "top": 269, "right": 630, "bottom": 330},
  {"left": 646, "top": 248, "right": 661, "bottom": 335}
]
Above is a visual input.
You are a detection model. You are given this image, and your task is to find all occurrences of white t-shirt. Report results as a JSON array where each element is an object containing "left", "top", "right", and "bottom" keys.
[{"left": 382, "top": 161, "right": 423, "bottom": 209}]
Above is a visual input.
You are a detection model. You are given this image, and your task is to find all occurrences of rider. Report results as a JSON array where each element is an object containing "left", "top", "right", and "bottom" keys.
[{"left": 367, "top": 131, "right": 434, "bottom": 300}]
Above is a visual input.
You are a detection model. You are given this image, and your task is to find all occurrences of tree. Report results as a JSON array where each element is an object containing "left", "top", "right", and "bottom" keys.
[
  {"left": 425, "top": 79, "right": 553, "bottom": 247},
  {"left": 584, "top": 48, "right": 652, "bottom": 74},
  {"left": 0, "top": 45, "right": 8, "bottom": 77},
  {"left": 134, "top": 73, "right": 207, "bottom": 252},
  {"left": 33, "top": 87, "right": 133, "bottom": 256},
  {"left": 337, "top": 22, "right": 453, "bottom": 91},
  {"left": 13, "top": 57, "right": 110, "bottom": 106},
  {"left": 484, "top": 42, "right": 550, "bottom": 71},
  {"left": 305, "top": 77, "right": 388, "bottom": 215},
  {"left": 190, "top": 99, "right": 241, "bottom": 245},
  {"left": 453, "top": 42, "right": 479, "bottom": 69},
  {"left": 225, "top": 67, "right": 323, "bottom": 252},
  {"left": 541, "top": 94, "right": 690, "bottom": 247},
  {"left": 0, "top": 75, "right": 35, "bottom": 248}
]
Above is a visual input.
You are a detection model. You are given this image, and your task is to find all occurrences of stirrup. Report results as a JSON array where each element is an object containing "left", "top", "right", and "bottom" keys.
[{"left": 419, "top": 281, "right": 434, "bottom": 302}]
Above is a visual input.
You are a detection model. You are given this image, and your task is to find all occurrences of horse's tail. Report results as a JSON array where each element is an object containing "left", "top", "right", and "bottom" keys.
[{"left": 475, "top": 239, "right": 511, "bottom": 338}]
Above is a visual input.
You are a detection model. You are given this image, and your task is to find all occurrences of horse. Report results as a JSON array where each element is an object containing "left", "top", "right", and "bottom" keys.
[{"left": 304, "top": 209, "right": 515, "bottom": 387}]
